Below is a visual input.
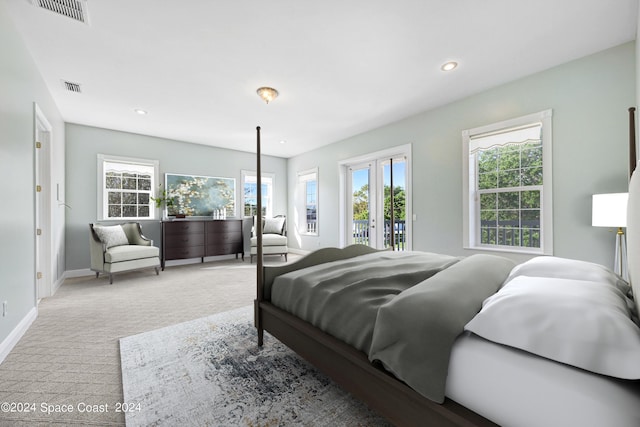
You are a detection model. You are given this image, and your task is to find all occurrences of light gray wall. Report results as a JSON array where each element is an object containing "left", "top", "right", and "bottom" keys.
[
  {"left": 0, "top": 4, "right": 65, "bottom": 343},
  {"left": 287, "top": 42, "right": 635, "bottom": 267},
  {"left": 65, "top": 124, "right": 288, "bottom": 271}
]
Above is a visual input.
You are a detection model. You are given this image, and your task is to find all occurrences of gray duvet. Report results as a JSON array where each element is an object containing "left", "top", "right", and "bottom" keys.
[
  {"left": 270, "top": 251, "right": 460, "bottom": 352},
  {"left": 369, "top": 253, "right": 515, "bottom": 402},
  {"left": 269, "top": 250, "right": 516, "bottom": 403}
]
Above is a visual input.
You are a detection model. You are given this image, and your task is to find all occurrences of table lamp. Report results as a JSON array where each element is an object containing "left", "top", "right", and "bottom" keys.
[{"left": 592, "top": 193, "right": 629, "bottom": 280}]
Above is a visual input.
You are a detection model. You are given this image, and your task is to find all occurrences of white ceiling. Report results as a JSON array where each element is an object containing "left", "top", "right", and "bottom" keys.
[{"left": 5, "top": 0, "right": 638, "bottom": 158}]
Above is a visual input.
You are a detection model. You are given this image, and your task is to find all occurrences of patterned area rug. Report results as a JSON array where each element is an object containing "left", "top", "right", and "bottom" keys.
[{"left": 120, "top": 306, "right": 390, "bottom": 426}]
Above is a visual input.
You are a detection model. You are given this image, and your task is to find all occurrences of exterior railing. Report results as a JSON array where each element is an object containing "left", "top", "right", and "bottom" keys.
[
  {"left": 480, "top": 220, "right": 540, "bottom": 248},
  {"left": 352, "top": 220, "right": 369, "bottom": 245},
  {"left": 385, "top": 220, "right": 407, "bottom": 251},
  {"left": 352, "top": 219, "right": 406, "bottom": 250}
]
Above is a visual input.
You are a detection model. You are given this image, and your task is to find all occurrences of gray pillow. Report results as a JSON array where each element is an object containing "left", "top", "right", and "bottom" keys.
[
  {"left": 94, "top": 225, "right": 129, "bottom": 248},
  {"left": 263, "top": 217, "right": 285, "bottom": 235}
]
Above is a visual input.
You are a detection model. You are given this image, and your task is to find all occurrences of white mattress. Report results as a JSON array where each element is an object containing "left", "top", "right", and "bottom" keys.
[{"left": 445, "top": 332, "right": 640, "bottom": 427}]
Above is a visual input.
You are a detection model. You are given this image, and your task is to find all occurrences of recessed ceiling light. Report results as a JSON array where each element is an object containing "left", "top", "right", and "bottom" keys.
[
  {"left": 441, "top": 61, "right": 458, "bottom": 72},
  {"left": 134, "top": 109, "right": 148, "bottom": 115},
  {"left": 279, "top": 140, "right": 286, "bottom": 144}
]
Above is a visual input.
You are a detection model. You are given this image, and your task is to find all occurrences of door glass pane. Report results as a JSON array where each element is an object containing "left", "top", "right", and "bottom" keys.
[
  {"left": 305, "top": 180, "right": 317, "bottom": 233},
  {"left": 351, "top": 167, "right": 370, "bottom": 245},
  {"left": 383, "top": 159, "right": 407, "bottom": 250}
]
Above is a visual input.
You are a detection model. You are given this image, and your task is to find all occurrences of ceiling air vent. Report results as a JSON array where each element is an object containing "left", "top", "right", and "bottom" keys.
[
  {"left": 63, "top": 80, "right": 82, "bottom": 93},
  {"left": 33, "top": 0, "right": 89, "bottom": 24}
]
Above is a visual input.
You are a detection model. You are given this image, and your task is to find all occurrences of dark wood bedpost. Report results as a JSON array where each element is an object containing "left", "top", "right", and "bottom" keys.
[
  {"left": 630, "top": 107, "right": 637, "bottom": 178},
  {"left": 389, "top": 158, "right": 395, "bottom": 250},
  {"left": 255, "top": 126, "right": 265, "bottom": 346}
]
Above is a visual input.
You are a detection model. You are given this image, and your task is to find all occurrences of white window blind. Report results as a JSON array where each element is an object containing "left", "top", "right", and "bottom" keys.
[{"left": 469, "top": 123, "right": 542, "bottom": 152}]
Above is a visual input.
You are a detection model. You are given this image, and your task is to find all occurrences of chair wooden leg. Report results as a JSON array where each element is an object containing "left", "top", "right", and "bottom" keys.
[
  {"left": 285, "top": 253, "right": 288, "bottom": 262},
  {"left": 95, "top": 272, "right": 99, "bottom": 278},
  {"left": 155, "top": 267, "right": 159, "bottom": 275},
  {"left": 109, "top": 274, "right": 113, "bottom": 285}
]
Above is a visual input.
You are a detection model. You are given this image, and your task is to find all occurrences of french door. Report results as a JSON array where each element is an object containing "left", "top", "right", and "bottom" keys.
[{"left": 345, "top": 151, "right": 410, "bottom": 250}]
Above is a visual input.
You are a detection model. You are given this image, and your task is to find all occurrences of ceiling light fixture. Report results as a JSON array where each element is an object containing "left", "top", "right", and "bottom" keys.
[
  {"left": 134, "top": 109, "right": 148, "bottom": 115},
  {"left": 256, "top": 87, "right": 279, "bottom": 104},
  {"left": 441, "top": 61, "right": 458, "bottom": 72}
]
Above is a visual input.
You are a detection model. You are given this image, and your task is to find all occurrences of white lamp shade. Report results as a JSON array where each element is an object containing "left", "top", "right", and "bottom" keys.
[{"left": 592, "top": 193, "right": 629, "bottom": 227}]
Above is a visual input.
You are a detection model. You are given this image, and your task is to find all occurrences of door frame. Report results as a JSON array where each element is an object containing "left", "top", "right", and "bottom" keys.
[
  {"left": 346, "top": 161, "right": 377, "bottom": 247},
  {"left": 34, "top": 103, "right": 53, "bottom": 300},
  {"left": 339, "top": 144, "right": 412, "bottom": 249}
]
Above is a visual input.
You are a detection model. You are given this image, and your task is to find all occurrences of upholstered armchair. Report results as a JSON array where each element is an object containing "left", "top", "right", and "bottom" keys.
[
  {"left": 89, "top": 222, "right": 161, "bottom": 284},
  {"left": 250, "top": 215, "right": 288, "bottom": 263}
]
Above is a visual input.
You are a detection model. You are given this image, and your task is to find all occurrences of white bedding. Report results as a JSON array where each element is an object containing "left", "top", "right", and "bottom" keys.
[
  {"left": 465, "top": 275, "right": 640, "bottom": 379},
  {"left": 446, "top": 332, "right": 640, "bottom": 427}
]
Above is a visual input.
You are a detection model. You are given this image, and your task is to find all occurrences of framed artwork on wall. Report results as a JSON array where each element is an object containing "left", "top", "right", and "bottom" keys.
[{"left": 165, "top": 173, "right": 236, "bottom": 217}]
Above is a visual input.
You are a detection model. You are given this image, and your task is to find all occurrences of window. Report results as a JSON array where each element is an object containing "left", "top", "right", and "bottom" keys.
[
  {"left": 298, "top": 168, "right": 318, "bottom": 235},
  {"left": 97, "top": 154, "right": 159, "bottom": 220},
  {"left": 241, "top": 170, "right": 274, "bottom": 217},
  {"left": 463, "top": 110, "right": 553, "bottom": 254}
]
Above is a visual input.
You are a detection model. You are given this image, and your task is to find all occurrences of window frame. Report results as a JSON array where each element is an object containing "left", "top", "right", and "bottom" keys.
[
  {"left": 241, "top": 170, "right": 274, "bottom": 218},
  {"left": 97, "top": 154, "right": 159, "bottom": 221},
  {"left": 298, "top": 167, "right": 319, "bottom": 236},
  {"left": 462, "top": 110, "right": 553, "bottom": 255}
]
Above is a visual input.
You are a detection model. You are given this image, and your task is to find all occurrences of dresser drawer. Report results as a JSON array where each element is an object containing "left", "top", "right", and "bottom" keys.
[
  {"left": 206, "top": 232, "right": 241, "bottom": 245},
  {"left": 205, "top": 220, "right": 241, "bottom": 234},
  {"left": 164, "top": 233, "right": 205, "bottom": 248},
  {"left": 206, "top": 242, "right": 242, "bottom": 256},
  {"left": 164, "top": 246, "right": 205, "bottom": 260},
  {"left": 163, "top": 221, "right": 205, "bottom": 235}
]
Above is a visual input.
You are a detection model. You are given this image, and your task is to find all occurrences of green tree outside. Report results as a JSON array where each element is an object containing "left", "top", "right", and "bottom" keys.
[
  {"left": 477, "top": 141, "right": 542, "bottom": 247},
  {"left": 352, "top": 184, "right": 406, "bottom": 221}
]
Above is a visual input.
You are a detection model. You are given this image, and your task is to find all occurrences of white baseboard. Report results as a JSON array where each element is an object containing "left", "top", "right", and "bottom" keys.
[
  {"left": 0, "top": 307, "right": 37, "bottom": 365},
  {"left": 287, "top": 248, "right": 311, "bottom": 256},
  {"left": 52, "top": 275, "right": 66, "bottom": 295}
]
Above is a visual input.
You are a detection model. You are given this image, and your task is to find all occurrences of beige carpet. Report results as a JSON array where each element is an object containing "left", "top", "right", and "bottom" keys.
[{"left": 0, "top": 255, "right": 295, "bottom": 426}]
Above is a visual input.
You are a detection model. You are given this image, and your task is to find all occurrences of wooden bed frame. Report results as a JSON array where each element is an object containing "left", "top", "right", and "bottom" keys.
[
  {"left": 254, "top": 246, "right": 497, "bottom": 426},
  {"left": 253, "top": 108, "right": 638, "bottom": 426}
]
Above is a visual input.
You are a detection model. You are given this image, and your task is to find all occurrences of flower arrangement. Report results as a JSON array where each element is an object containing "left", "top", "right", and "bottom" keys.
[{"left": 150, "top": 185, "right": 175, "bottom": 209}]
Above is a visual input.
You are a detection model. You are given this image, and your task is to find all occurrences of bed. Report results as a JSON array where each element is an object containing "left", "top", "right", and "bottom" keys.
[{"left": 252, "top": 109, "right": 640, "bottom": 426}]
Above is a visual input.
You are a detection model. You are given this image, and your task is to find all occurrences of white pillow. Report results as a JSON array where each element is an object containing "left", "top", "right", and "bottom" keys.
[
  {"left": 263, "top": 217, "right": 285, "bottom": 235},
  {"left": 465, "top": 275, "right": 640, "bottom": 379},
  {"left": 93, "top": 225, "right": 129, "bottom": 249},
  {"left": 506, "top": 256, "right": 630, "bottom": 295}
]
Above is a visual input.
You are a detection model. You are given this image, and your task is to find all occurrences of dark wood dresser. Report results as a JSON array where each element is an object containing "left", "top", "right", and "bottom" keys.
[{"left": 161, "top": 219, "right": 246, "bottom": 270}]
